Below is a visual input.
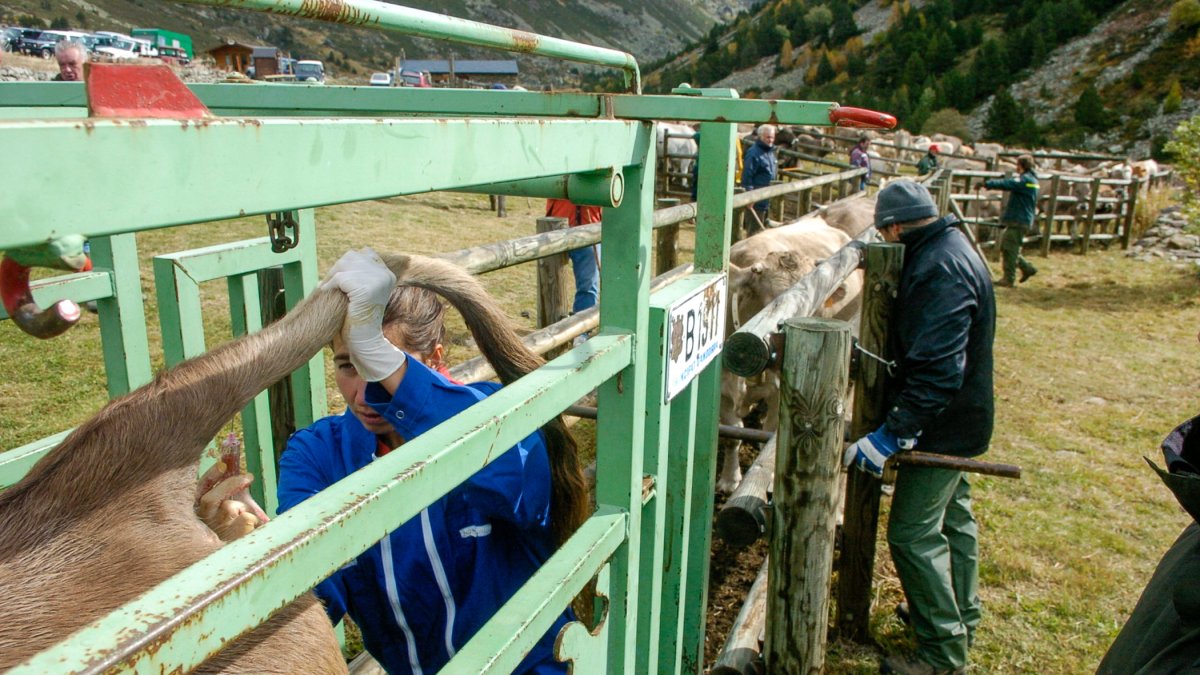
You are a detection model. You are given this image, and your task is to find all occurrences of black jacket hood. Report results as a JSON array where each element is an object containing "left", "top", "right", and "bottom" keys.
[{"left": 1148, "top": 415, "right": 1200, "bottom": 524}]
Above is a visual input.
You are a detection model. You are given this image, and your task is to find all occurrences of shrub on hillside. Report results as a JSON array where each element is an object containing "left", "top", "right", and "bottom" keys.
[
  {"left": 1165, "top": 80, "right": 1184, "bottom": 114},
  {"left": 921, "top": 108, "right": 973, "bottom": 141},
  {"left": 1164, "top": 116, "right": 1200, "bottom": 220},
  {"left": 1074, "top": 84, "right": 1112, "bottom": 131},
  {"left": 1169, "top": 0, "right": 1200, "bottom": 32}
]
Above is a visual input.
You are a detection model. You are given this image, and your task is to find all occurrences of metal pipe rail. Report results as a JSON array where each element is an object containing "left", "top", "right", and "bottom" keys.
[{"left": 176, "top": 0, "right": 645, "bottom": 92}]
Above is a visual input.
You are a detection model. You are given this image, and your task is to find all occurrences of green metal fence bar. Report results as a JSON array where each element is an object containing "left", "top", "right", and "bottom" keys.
[
  {"left": 84, "top": 233, "right": 154, "bottom": 397},
  {"left": 680, "top": 113, "right": 739, "bottom": 671},
  {"left": 11, "top": 334, "right": 632, "bottom": 673},
  {"left": 593, "top": 125, "right": 655, "bottom": 673},
  {"left": 175, "top": 0, "right": 643, "bottom": 91},
  {"left": 4, "top": 84, "right": 848, "bottom": 127},
  {"left": 659, "top": 383, "right": 701, "bottom": 672},
  {"left": 278, "top": 210, "right": 327, "bottom": 436},
  {"left": 0, "top": 118, "right": 643, "bottom": 251},
  {"left": 0, "top": 430, "right": 73, "bottom": 489},
  {"left": 445, "top": 508, "right": 628, "bottom": 673},
  {"left": 226, "top": 272, "right": 279, "bottom": 514},
  {"left": 0, "top": 271, "right": 109, "bottom": 321}
]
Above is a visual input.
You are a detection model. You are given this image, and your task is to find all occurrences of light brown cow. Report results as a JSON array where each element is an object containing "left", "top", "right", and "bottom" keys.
[
  {"left": 718, "top": 217, "right": 863, "bottom": 491},
  {"left": 0, "top": 253, "right": 561, "bottom": 672},
  {"left": 819, "top": 195, "right": 876, "bottom": 239}
]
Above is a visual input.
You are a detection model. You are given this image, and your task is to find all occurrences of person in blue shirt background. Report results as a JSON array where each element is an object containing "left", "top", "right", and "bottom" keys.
[
  {"left": 740, "top": 124, "right": 777, "bottom": 232},
  {"left": 204, "top": 249, "right": 589, "bottom": 674}
]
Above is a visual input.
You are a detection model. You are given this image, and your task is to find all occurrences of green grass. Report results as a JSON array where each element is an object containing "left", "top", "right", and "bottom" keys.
[{"left": 2, "top": 193, "right": 1198, "bottom": 672}]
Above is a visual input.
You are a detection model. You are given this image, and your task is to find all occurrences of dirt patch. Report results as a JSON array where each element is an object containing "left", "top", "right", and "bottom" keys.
[{"left": 703, "top": 441, "right": 771, "bottom": 667}]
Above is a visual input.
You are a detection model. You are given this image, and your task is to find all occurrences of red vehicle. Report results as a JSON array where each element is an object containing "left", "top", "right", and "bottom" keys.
[{"left": 398, "top": 69, "right": 432, "bottom": 88}]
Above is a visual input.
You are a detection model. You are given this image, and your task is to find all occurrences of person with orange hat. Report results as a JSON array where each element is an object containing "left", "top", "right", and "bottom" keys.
[{"left": 916, "top": 144, "right": 940, "bottom": 176}]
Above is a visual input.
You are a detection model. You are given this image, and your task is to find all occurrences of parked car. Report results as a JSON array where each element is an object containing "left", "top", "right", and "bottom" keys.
[
  {"left": 7, "top": 27, "right": 43, "bottom": 55},
  {"left": 369, "top": 71, "right": 393, "bottom": 87},
  {"left": 294, "top": 59, "right": 325, "bottom": 83},
  {"left": 158, "top": 45, "right": 189, "bottom": 65},
  {"left": 94, "top": 31, "right": 156, "bottom": 59},
  {"left": 398, "top": 69, "right": 432, "bottom": 88},
  {"left": 20, "top": 31, "right": 65, "bottom": 58}
]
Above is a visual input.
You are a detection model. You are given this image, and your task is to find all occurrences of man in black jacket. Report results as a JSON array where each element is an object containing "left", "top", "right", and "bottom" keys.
[{"left": 844, "top": 180, "right": 996, "bottom": 675}]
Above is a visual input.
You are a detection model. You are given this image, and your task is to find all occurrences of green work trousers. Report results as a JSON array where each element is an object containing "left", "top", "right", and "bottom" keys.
[
  {"left": 887, "top": 465, "right": 980, "bottom": 670},
  {"left": 1000, "top": 221, "right": 1036, "bottom": 284}
]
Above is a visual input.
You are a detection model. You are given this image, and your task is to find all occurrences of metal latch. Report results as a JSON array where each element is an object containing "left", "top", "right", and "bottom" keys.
[{"left": 266, "top": 212, "right": 299, "bottom": 253}]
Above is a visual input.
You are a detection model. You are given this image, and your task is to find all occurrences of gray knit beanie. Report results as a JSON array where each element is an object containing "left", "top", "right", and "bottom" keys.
[{"left": 874, "top": 180, "right": 939, "bottom": 228}]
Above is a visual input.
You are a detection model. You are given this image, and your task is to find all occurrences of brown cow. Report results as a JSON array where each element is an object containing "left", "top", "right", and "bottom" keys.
[{"left": 0, "top": 253, "right": 558, "bottom": 672}]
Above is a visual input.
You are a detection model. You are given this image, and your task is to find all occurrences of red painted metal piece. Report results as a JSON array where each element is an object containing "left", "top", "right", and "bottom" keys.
[
  {"left": 85, "top": 63, "right": 212, "bottom": 118},
  {"left": 829, "top": 106, "right": 898, "bottom": 130},
  {"left": 0, "top": 256, "right": 90, "bottom": 339}
]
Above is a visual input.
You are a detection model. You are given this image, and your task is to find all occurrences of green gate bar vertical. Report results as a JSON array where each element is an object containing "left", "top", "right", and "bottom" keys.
[{"left": 594, "top": 121, "right": 655, "bottom": 673}]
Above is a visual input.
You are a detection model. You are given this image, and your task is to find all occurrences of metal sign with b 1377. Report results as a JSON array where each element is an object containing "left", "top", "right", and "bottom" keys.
[{"left": 664, "top": 274, "right": 727, "bottom": 402}]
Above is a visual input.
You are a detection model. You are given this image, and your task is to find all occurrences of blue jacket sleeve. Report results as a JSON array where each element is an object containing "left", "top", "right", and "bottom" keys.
[
  {"left": 363, "top": 358, "right": 552, "bottom": 530},
  {"left": 277, "top": 424, "right": 351, "bottom": 625},
  {"left": 885, "top": 263, "right": 978, "bottom": 439}
]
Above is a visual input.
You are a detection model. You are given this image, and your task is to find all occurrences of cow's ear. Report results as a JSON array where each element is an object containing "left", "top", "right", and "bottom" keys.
[{"left": 751, "top": 262, "right": 766, "bottom": 275}]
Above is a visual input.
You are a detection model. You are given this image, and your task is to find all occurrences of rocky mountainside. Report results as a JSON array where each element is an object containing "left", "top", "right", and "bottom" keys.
[
  {"left": 636, "top": 0, "right": 1192, "bottom": 157},
  {"left": 0, "top": 0, "right": 759, "bottom": 85}
]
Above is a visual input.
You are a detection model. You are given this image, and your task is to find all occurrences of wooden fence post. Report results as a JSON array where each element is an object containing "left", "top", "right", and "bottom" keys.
[
  {"left": 656, "top": 198, "right": 681, "bottom": 276},
  {"left": 1081, "top": 176, "right": 1102, "bottom": 255},
  {"left": 764, "top": 317, "right": 851, "bottom": 674},
  {"left": 836, "top": 242, "right": 903, "bottom": 643},
  {"left": 1041, "top": 175, "right": 1059, "bottom": 257},
  {"left": 536, "top": 216, "right": 571, "bottom": 358},
  {"left": 1122, "top": 178, "right": 1140, "bottom": 249}
]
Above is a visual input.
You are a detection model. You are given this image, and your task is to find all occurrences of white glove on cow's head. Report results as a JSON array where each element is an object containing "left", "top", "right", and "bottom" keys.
[{"left": 322, "top": 247, "right": 406, "bottom": 382}]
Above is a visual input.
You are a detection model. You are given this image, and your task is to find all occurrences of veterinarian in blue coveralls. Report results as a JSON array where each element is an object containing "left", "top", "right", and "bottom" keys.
[{"left": 279, "top": 250, "right": 578, "bottom": 674}]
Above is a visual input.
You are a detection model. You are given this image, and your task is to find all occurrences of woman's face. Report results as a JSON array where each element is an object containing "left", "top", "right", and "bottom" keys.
[{"left": 331, "top": 331, "right": 412, "bottom": 435}]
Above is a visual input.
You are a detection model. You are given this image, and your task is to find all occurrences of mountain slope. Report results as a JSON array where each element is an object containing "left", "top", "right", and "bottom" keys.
[
  {"left": 0, "top": 0, "right": 759, "bottom": 84},
  {"left": 636, "top": 0, "right": 1190, "bottom": 156}
]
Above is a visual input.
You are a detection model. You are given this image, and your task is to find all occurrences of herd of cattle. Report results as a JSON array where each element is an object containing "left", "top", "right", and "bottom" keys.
[{"left": 656, "top": 121, "right": 1163, "bottom": 224}]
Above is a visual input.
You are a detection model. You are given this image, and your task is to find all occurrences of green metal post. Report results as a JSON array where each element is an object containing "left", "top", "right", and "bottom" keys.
[
  {"left": 89, "top": 233, "right": 153, "bottom": 396},
  {"left": 594, "top": 123, "right": 655, "bottom": 673},
  {"left": 280, "top": 210, "right": 326, "bottom": 434},
  {"left": 681, "top": 106, "right": 738, "bottom": 670}
]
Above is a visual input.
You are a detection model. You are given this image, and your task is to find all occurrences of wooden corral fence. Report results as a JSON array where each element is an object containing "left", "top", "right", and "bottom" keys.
[
  {"left": 706, "top": 169, "right": 1021, "bottom": 673},
  {"left": 943, "top": 167, "right": 1173, "bottom": 256},
  {"left": 658, "top": 127, "right": 698, "bottom": 199},
  {"left": 0, "top": 2, "right": 904, "bottom": 672}
]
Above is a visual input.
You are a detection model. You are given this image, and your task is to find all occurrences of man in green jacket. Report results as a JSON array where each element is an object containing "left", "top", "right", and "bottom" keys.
[
  {"left": 983, "top": 155, "right": 1039, "bottom": 287},
  {"left": 916, "top": 144, "right": 940, "bottom": 175}
]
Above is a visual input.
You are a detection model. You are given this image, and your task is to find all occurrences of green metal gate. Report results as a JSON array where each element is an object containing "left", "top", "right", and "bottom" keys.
[{"left": 0, "top": 2, "right": 891, "bottom": 671}]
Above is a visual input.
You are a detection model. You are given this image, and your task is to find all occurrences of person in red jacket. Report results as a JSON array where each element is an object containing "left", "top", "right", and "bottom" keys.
[{"left": 545, "top": 199, "right": 602, "bottom": 314}]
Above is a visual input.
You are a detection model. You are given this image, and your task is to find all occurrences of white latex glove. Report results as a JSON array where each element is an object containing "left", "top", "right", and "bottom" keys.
[{"left": 322, "top": 247, "right": 406, "bottom": 382}]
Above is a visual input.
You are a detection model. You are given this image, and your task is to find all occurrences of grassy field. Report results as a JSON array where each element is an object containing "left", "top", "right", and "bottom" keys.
[{"left": 1, "top": 191, "right": 1197, "bottom": 672}]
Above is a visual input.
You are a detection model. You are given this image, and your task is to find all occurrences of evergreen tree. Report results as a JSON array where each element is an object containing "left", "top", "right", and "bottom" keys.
[
  {"left": 985, "top": 89, "right": 1023, "bottom": 141},
  {"left": 972, "top": 39, "right": 1009, "bottom": 96},
  {"left": 903, "top": 52, "right": 928, "bottom": 89},
  {"left": 817, "top": 51, "right": 836, "bottom": 84},
  {"left": 831, "top": 2, "right": 860, "bottom": 44},
  {"left": 1073, "top": 84, "right": 1109, "bottom": 131}
]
